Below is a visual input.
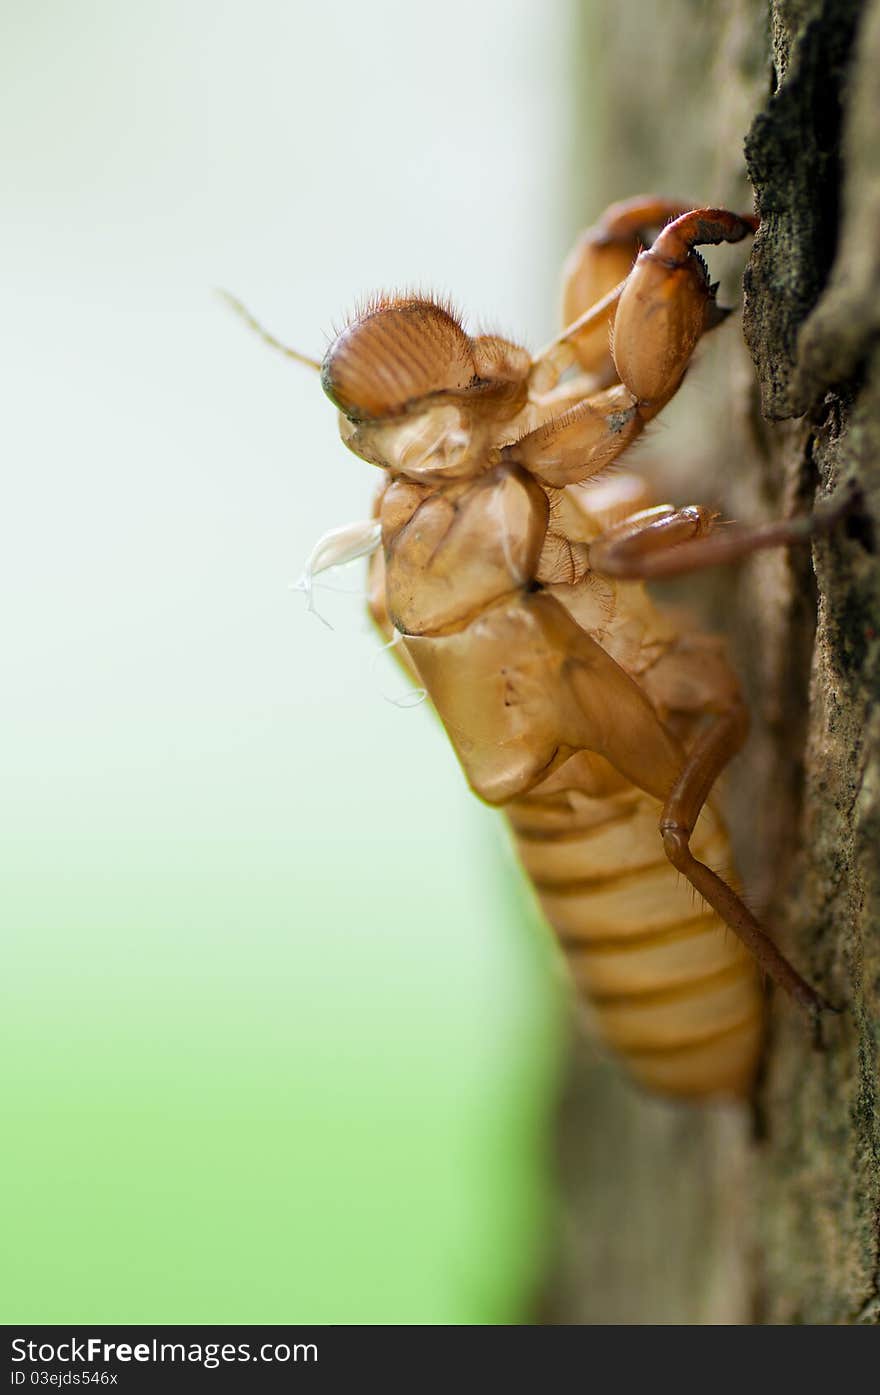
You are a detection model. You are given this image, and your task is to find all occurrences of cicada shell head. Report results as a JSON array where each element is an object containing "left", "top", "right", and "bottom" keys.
[
  {"left": 470, "top": 335, "right": 532, "bottom": 417},
  {"left": 321, "top": 296, "right": 476, "bottom": 422},
  {"left": 324, "top": 296, "right": 532, "bottom": 480}
]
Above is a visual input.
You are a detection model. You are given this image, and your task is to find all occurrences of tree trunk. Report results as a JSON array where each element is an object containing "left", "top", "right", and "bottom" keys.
[{"left": 544, "top": 0, "right": 880, "bottom": 1324}]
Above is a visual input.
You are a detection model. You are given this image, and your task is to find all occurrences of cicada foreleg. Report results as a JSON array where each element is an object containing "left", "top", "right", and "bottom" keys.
[
  {"left": 611, "top": 208, "right": 758, "bottom": 407},
  {"left": 502, "top": 385, "right": 644, "bottom": 488},
  {"left": 532, "top": 200, "right": 754, "bottom": 395},
  {"left": 512, "top": 205, "right": 759, "bottom": 486},
  {"left": 554, "top": 195, "right": 699, "bottom": 386}
]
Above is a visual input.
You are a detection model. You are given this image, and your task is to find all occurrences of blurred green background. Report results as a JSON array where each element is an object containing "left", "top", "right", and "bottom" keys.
[{"left": 1, "top": 0, "right": 590, "bottom": 1321}]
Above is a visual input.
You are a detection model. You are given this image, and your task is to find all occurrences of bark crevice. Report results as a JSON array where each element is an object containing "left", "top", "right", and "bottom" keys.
[{"left": 546, "top": 0, "right": 879, "bottom": 1324}]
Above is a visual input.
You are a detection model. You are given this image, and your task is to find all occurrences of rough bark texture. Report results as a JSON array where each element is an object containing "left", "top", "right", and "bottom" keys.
[{"left": 544, "top": 0, "right": 880, "bottom": 1324}]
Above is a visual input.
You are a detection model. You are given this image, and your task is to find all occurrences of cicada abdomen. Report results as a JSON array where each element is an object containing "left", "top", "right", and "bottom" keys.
[{"left": 509, "top": 784, "right": 762, "bottom": 1096}]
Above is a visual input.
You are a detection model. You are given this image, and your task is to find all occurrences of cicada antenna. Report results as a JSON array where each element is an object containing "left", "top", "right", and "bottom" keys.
[{"left": 217, "top": 289, "right": 322, "bottom": 371}]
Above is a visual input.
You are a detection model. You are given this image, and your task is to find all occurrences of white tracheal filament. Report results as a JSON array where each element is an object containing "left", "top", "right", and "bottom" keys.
[
  {"left": 295, "top": 518, "right": 426, "bottom": 708},
  {"left": 372, "top": 629, "right": 427, "bottom": 709},
  {"left": 294, "top": 519, "right": 382, "bottom": 628}
]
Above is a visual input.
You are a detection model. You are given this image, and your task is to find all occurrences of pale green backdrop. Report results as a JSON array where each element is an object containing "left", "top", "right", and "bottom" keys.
[{"left": 1, "top": 0, "right": 586, "bottom": 1322}]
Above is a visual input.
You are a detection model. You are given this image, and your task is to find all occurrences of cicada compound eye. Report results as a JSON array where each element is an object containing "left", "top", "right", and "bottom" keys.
[
  {"left": 321, "top": 296, "right": 477, "bottom": 421},
  {"left": 470, "top": 335, "right": 531, "bottom": 386}
]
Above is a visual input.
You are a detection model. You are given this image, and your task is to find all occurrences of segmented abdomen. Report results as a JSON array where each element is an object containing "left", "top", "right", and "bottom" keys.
[{"left": 506, "top": 783, "right": 762, "bottom": 1097}]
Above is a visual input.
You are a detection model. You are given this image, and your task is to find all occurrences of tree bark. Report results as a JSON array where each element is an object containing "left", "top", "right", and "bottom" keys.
[{"left": 544, "top": 0, "right": 880, "bottom": 1324}]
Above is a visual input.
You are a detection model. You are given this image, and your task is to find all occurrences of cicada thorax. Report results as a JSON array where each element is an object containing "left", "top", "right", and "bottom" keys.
[{"left": 377, "top": 464, "right": 549, "bottom": 638}]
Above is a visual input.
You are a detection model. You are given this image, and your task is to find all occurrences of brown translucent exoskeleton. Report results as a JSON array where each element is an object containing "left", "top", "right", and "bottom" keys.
[{"left": 266, "top": 198, "right": 842, "bottom": 1099}]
